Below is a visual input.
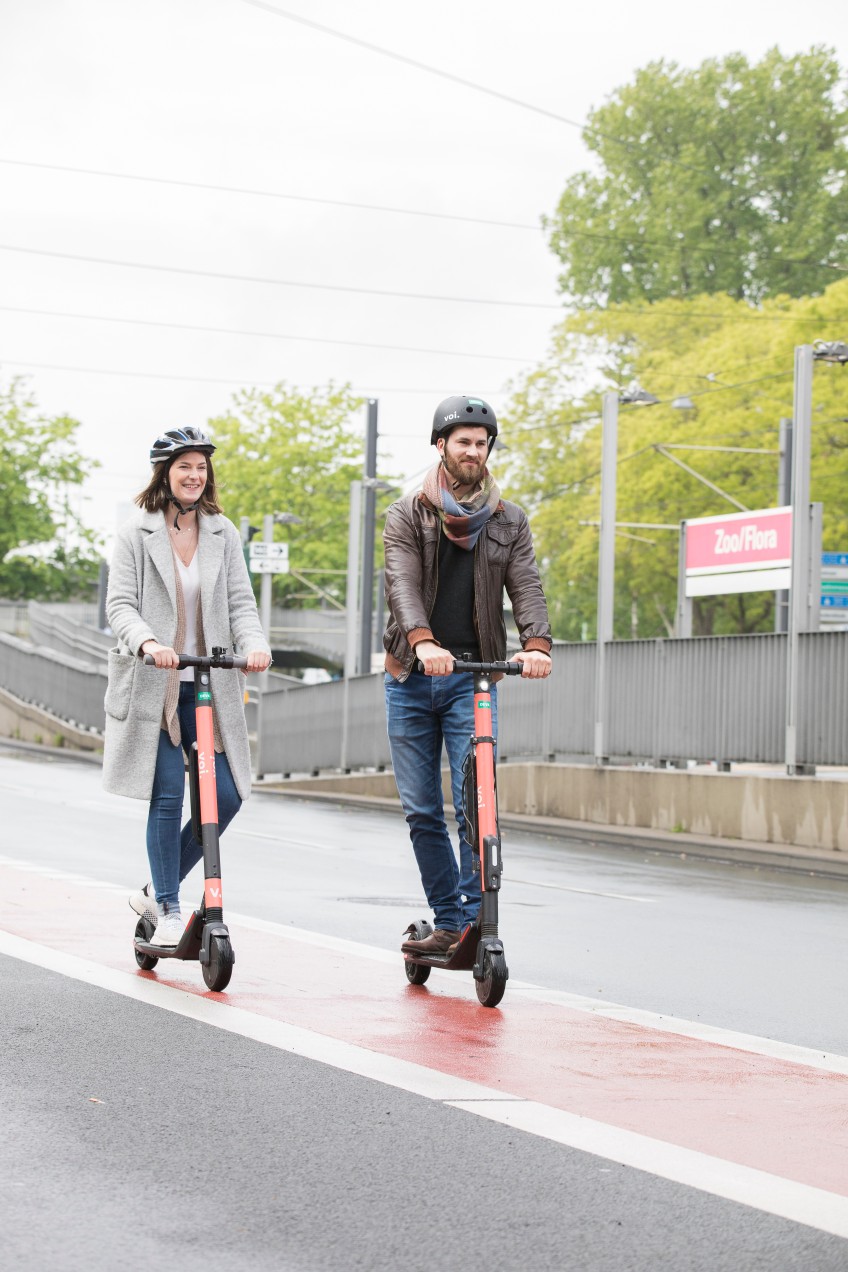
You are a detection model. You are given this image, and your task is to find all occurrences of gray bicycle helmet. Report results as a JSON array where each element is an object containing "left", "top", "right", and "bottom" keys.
[
  {"left": 431, "top": 395, "right": 498, "bottom": 453},
  {"left": 149, "top": 426, "right": 216, "bottom": 466}
]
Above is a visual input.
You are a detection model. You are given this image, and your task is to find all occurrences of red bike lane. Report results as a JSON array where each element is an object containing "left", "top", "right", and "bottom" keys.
[{"left": 2, "top": 856, "right": 847, "bottom": 1223}]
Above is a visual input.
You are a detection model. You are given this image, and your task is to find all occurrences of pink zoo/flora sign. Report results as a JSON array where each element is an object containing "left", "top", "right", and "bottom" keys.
[{"left": 685, "top": 506, "right": 793, "bottom": 597}]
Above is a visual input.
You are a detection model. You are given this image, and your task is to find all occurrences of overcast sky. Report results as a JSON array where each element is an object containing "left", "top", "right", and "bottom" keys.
[{"left": 2, "top": 0, "right": 847, "bottom": 552}]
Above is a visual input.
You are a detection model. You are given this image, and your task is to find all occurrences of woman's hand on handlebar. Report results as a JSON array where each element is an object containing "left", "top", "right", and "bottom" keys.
[
  {"left": 244, "top": 650, "right": 272, "bottom": 674},
  {"left": 413, "top": 640, "right": 454, "bottom": 676},
  {"left": 511, "top": 650, "right": 552, "bottom": 679},
  {"left": 140, "top": 640, "right": 179, "bottom": 669}
]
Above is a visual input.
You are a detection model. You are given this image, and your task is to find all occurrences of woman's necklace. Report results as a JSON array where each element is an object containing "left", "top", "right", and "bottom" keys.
[{"left": 169, "top": 519, "right": 198, "bottom": 567}]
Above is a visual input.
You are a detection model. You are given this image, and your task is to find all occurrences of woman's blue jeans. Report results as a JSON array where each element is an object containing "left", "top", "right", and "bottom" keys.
[
  {"left": 146, "top": 682, "right": 241, "bottom": 910},
  {"left": 385, "top": 670, "right": 497, "bottom": 933}
]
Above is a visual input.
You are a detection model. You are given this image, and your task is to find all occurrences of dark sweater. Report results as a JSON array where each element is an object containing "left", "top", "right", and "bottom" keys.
[{"left": 427, "top": 528, "right": 479, "bottom": 660}]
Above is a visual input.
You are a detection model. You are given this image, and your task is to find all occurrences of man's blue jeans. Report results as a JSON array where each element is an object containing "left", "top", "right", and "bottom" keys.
[
  {"left": 146, "top": 682, "right": 241, "bottom": 910},
  {"left": 385, "top": 670, "right": 498, "bottom": 933}
]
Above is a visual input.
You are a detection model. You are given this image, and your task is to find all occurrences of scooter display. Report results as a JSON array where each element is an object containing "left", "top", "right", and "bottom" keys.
[
  {"left": 402, "top": 658, "right": 524, "bottom": 1008},
  {"left": 133, "top": 647, "right": 246, "bottom": 992}
]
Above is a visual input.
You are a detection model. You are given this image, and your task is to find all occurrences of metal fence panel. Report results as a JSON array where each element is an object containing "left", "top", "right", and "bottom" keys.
[
  {"left": 5, "top": 617, "right": 848, "bottom": 772},
  {"left": 798, "top": 631, "right": 848, "bottom": 765},
  {"left": 497, "top": 643, "right": 596, "bottom": 759},
  {"left": 28, "top": 601, "right": 112, "bottom": 667},
  {"left": 0, "top": 633, "right": 106, "bottom": 733}
]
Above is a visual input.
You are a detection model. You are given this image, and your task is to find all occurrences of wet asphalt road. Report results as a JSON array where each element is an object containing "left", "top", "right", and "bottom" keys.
[{"left": 3, "top": 747, "right": 848, "bottom": 1270}]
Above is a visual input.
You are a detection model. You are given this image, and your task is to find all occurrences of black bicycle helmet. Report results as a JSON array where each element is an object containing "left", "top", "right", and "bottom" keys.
[
  {"left": 430, "top": 395, "right": 498, "bottom": 452},
  {"left": 149, "top": 426, "right": 216, "bottom": 467}
]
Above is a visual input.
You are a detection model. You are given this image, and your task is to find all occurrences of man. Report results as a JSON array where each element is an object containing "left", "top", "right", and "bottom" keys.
[{"left": 383, "top": 394, "right": 552, "bottom": 955}]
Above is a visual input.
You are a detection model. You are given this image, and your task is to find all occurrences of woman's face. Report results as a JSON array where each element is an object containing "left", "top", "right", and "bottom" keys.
[{"left": 168, "top": 450, "right": 208, "bottom": 506}]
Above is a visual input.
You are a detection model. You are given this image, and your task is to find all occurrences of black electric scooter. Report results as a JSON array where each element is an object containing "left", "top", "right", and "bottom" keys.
[
  {"left": 133, "top": 647, "right": 246, "bottom": 992},
  {"left": 402, "top": 658, "right": 524, "bottom": 1008}
]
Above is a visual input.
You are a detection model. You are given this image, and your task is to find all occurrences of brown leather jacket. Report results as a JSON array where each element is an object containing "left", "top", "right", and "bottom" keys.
[{"left": 383, "top": 491, "right": 552, "bottom": 681}]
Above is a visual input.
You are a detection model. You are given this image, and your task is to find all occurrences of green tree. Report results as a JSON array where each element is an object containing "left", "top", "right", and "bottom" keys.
[
  {"left": 547, "top": 47, "right": 848, "bottom": 307},
  {"left": 0, "top": 377, "right": 101, "bottom": 599},
  {"left": 208, "top": 382, "right": 372, "bottom": 607},
  {"left": 501, "top": 279, "right": 848, "bottom": 640}
]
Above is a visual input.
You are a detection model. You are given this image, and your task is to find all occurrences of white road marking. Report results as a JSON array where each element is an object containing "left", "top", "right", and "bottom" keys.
[
  {"left": 1, "top": 926, "right": 847, "bottom": 1241},
  {"left": 509, "top": 876, "right": 656, "bottom": 902},
  {"left": 1, "top": 853, "right": 847, "bottom": 1075}
]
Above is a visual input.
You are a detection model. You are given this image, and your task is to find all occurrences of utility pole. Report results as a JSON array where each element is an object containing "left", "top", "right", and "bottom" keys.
[
  {"left": 594, "top": 392, "right": 618, "bottom": 765},
  {"left": 344, "top": 481, "right": 362, "bottom": 680},
  {"left": 358, "top": 399, "right": 379, "bottom": 675},
  {"left": 786, "top": 349, "right": 812, "bottom": 775},
  {"left": 775, "top": 418, "right": 793, "bottom": 634}
]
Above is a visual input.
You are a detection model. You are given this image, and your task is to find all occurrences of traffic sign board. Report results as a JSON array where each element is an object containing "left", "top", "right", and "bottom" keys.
[
  {"left": 249, "top": 542, "right": 288, "bottom": 559},
  {"left": 251, "top": 558, "right": 289, "bottom": 574}
]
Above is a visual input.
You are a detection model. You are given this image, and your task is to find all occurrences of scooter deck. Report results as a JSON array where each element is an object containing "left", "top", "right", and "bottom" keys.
[
  {"left": 403, "top": 923, "right": 481, "bottom": 972},
  {"left": 134, "top": 909, "right": 205, "bottom": 962}
]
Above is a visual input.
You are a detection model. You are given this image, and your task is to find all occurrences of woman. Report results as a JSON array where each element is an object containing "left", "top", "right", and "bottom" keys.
[{"left": 103, "top": 426, "right": 271, "bottom": 948}]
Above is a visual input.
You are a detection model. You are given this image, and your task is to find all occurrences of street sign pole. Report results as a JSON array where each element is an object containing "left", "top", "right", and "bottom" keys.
[
  {"left": 786, "top": 346, "right": 813, "bottom": 775},
  {"left": 594, "top": 391, "right": 618, "bottom": 765}
]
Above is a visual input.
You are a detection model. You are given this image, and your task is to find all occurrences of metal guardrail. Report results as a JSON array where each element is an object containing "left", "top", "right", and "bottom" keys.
[
  {"left": 2, "top": 615, "right": 847, "bottom": 772},
  {"left": 0, "top": 602, "right": 30, "bottom": 636},
  {"left": 28, "top": 601, "right": 113, "bottom": 667},
  {"left": 0, "top": 632, "right": 106, "bottom": 734},
  {"left": 251, "top": 632, "right": 848, "bottom": 774}
]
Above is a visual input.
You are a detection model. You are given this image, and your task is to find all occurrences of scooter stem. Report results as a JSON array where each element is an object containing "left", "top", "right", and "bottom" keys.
[{"left": 194, "top": 665, "right": 222, "bottom": 915}]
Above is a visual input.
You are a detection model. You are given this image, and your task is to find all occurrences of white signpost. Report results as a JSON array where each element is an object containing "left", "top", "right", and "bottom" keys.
[{"left": 249, "top": 542, "right": 289, "bottom": 574}]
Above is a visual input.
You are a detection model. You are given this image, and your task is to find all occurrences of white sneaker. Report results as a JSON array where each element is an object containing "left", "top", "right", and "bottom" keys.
[
  {"left": 129, "top": 883, "right": 158, "bottom": 924},
  {"left": 150, "top": 911, "right": 184, "bottom": 948}
]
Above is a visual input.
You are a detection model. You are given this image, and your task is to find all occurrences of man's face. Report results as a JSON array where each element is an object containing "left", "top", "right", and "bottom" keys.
[{"left": 438, "top": 426, "right": 490, "bottom": 487}]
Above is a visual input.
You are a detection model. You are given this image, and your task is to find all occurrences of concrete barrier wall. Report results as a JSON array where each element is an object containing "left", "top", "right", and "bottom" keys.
[{"left": 274, "top": 762, "right": 848, "bottom": 854}]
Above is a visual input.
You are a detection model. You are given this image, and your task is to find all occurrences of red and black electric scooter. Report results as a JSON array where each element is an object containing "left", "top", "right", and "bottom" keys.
[
  {"left": 133, "top": 647, "right": 245, "bottom": 992},
  {"left": 402, "top": 657, "right": 525, "bottom": 1008}
]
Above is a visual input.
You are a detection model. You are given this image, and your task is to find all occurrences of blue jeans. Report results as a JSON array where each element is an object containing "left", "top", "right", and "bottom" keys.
[
  {"left": 385, "top": 671, "right": 497, "bottom": 933},
  {"left": 146, "top": 682, "right": 242, "bottom": 909}
]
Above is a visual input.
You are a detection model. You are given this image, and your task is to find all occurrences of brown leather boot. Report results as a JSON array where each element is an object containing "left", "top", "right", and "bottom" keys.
[{"left": 401, "top": 928, "right": 461, "bottom": 954}]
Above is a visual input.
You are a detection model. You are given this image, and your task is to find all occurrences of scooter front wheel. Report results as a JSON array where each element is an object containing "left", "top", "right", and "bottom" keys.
[
  {"left": 134, "top": 918, "right": 158, "bottom": 971},
  {"left": 475, "top": 950, "right": 508, "bottom": 1008},
  {"left": 404, "top": 959, "right": 431, "bottom": 985},
  {"left": 202, "top": 935, "right": 234, "bottom": 992}
]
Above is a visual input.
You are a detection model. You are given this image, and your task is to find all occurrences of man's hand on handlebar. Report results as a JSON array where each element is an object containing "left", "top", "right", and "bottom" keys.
[
  {"left": 510, "top": 650, "right": 552, "bottom": 679},
  {"left": 140, "top": 640, "right": 179, "bottom": 669},
  {"left": 413, "top": 640, "right": 455, "bottom": 676}
]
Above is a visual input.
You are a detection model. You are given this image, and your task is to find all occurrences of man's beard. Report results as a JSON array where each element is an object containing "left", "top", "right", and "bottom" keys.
[{"left": 443, "top": 451, "right": 484, "bottom": 489}]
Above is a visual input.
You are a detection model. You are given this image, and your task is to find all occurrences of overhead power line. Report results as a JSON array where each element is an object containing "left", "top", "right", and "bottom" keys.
[
  {"left": 512, "top": 370, "right": 795, "bottom": 434},
  {"left": 0, "top": 158, "right": 540, "bottom": 233},
  {"left": 3, "top": 158, "right": 841, "bottom": 278},
  {"left": 0, "top": 305, "right": 535, "bottom": 363},
  {"left": 240, "top": 1, "right": 708, "bottom": 177},
  {"left": 0, "top": 243, "right": 560, "bottom": 310},
  {"left": 0, "top": 358, "right": 494, "bottom": 393}
]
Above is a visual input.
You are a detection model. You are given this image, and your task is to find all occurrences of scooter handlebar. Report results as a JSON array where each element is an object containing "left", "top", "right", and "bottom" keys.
[
  {"left": 143, "top": 651, "right": 249, "bottom": 670},
  {"left": 414, "top": 659, "right": 524, "bottom": 676}
]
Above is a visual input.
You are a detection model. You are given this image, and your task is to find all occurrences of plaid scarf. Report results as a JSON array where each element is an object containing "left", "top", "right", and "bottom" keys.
[{"left": 421, "top": 462, "right": 501, "bottom": 550}]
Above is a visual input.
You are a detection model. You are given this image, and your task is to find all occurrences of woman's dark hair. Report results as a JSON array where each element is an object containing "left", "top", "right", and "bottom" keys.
[{"left": 135, "top": 451, "right": 223, "bottom": 515}]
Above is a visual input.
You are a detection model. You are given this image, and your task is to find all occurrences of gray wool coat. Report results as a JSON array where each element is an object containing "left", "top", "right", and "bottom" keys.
[{"left": 102, "top": 508, "right": 270, "bottom": 802}]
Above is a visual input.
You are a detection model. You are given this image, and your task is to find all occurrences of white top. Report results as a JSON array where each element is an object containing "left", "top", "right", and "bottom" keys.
[{"left": 174, "top": 550, "right": 201, "bottom": 682}]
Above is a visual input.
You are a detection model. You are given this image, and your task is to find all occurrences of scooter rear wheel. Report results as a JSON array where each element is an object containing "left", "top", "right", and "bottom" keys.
[
  {"left": 202, "top": 935, "right": 234, "bottom": 992},
  {"left": 134, "top": 918, "right": 158, "bottom": 971},
  {"left": 475, "top": 950, "right": 508, "bottom": 1008},
  {"left": 404, "top": 959, "right": 431, "bottom": 985}
]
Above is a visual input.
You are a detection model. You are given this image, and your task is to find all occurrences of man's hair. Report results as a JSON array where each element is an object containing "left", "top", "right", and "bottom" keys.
[{"left": 135, "top": 453, "right": 223, "bottom": 514}]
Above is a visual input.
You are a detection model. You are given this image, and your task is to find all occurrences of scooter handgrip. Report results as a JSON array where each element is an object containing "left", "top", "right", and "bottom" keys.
[{"left": 142, "top": 654, "right": 155, "bottom": 665}]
